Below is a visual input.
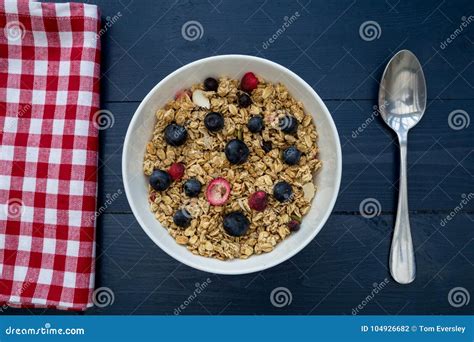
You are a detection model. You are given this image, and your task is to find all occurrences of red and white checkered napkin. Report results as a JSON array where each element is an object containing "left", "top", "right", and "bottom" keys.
[{"left": 0, "top": 0, "right": 101, "bottom": 310}]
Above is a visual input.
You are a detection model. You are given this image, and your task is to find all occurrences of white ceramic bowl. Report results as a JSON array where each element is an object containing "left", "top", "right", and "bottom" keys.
[{"left": 122, "top": 55, "right": 341, "bottom": 275}]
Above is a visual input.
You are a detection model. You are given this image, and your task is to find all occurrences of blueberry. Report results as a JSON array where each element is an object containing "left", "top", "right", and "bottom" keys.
[
  {"left": 149, "top": 170, "right": 171, "bottom": 191},
  {"left": 204, "top": 77, "right": 218, "bottom": 91},
  {"left": 204, "top": 112, "right": 224, "bottom": 132},
  {"left": 273, "top": 181, "right": 293, "bottom": 202},
  {"left": 183, "top": 178, "right": 202, "bottom": 197},
  {"left": 164, "top": 123, "right": 187, "bottom": 146},
  {"left": 238, "top": 93, "right": 252, "bottom": 108},
  {"left": 279, "top": 115, "right": 298, "bottom": 134},
  {"left": 261, "top": 140, "right": 272, "bottom": 153},
  {"left": 225, "top": 139, "right": 250, "bottom": 164},
  {"left": 247, "top": 116, "right": 264, "bottom": 133},
  {"left": 173, "top": 209, "right": 191, "bottom": 228},
  {"left": 282, "top": 146, "right": 301, "bottom": 165},
  {"left": 223, "top": 211, "right": 250, "bottom": 237}
]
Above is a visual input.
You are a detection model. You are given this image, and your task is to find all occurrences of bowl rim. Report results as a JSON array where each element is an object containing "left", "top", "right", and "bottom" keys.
[{"left": 122, "top": 54, "right": 342, "bottom": 275}]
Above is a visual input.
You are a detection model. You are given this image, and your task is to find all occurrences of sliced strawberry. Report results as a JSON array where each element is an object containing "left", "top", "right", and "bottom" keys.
[
  {"left": 248, "top": 191, "right": 268, "bottom": 211},
  {"left": 168, "top": 163, "right": 185, "bottom": 181},
  {"left": 206, "top": 177, "right": 231, "bottom": 206},
  {"left": 240, "top": 72, "right": 259, "bottom": 92},
  {"left": 175, "top": 89, "right": 192, "bottom": 100}
]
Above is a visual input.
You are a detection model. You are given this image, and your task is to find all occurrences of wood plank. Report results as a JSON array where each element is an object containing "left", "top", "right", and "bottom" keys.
[
  {"left": 97, "top": 100, "right": 474, "bottom": 213},
  {"left": 8, "top": 213, "right": 472, "bottom": 315},
  {"left": 90, "top": 212, "right": 474, "bottom": 315},
  {"left": 90, "top": 0, "right": 474, "bottom": 101}
]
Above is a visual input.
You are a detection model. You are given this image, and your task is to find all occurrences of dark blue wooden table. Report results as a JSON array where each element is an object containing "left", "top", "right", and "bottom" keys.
[{"left": 14, "top": 0, "right": 474, "bottom": 315}]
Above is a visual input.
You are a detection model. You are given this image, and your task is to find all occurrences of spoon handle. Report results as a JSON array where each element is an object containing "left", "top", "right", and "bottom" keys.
[{"left": 389, "top": 136, "right": 416, "bottom": 284}]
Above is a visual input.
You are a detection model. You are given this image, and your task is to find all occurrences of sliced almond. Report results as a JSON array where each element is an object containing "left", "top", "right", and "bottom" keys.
[
  {"left": 192, "top": 89, "right": 210, "bottom": 109},
  {"left": 302, "top": 182, "right": 315, "bottom": 202}
]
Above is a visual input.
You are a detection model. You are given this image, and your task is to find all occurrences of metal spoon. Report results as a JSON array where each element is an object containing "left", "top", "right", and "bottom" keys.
[{"left": 378, "top": 50, "right": 427, "bottom": 284}]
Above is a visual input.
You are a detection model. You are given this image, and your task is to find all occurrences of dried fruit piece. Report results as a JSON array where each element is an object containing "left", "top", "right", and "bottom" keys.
[
  {"left": 175, "top": 89, "right": 192, "bottom": 100},
  {"left": 240, "top": 72, "right": 259, "bottom": 92},
  {"left": 248, "top": 191, "right": 268, "bottom": 212},
  {"left": 148, "top": 192, "right": 156, "bottom": 203},
  {"left": 206, "top": 177, "right": 231, "bottom": 206},
  {"left": 288, "top": 220, "right": 300, "bottom": 232},
  {"left": 168, "top": 163, "right": 185, "bottom": 181}
]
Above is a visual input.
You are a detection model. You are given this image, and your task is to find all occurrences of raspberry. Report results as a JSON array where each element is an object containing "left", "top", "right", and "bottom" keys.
[
  {"left": 248, "top": 191, "right": 268, "bottom": 212},
  {"left": 288, "top": 220, "right": 300, "bottom": 232},
  {"left": 240, "top": 72, "right": 259, "bottom": 92},
  {"left": 168, "top": 163, "right": 185, "bottom": 181}
]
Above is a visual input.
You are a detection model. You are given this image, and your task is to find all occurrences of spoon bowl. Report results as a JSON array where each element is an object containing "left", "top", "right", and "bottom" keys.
[
  {"left": 379, "top": 50, "right": 427, "bottom": 134},
  {"left": 378, "top": 49, "right": 427, "bottom": 284}
]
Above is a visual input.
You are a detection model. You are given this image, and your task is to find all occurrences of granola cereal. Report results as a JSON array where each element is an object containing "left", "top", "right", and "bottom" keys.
[{"left": 143, "top": 72, "right": 321, "bottom": 260}]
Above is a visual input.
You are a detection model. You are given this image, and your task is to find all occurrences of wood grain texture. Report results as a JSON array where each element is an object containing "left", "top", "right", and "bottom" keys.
[
  {"left": 97, "top": 100, "right": 474, "bottom": 213},
  {"left": 7, "top": 213, "right": 473, "bottom": 315},
  {"left": 8, "top": 0, "right": 473, "bottom": 315},
  {"left": 94, "top": 0, "right": 474, "bottom": 102}
]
